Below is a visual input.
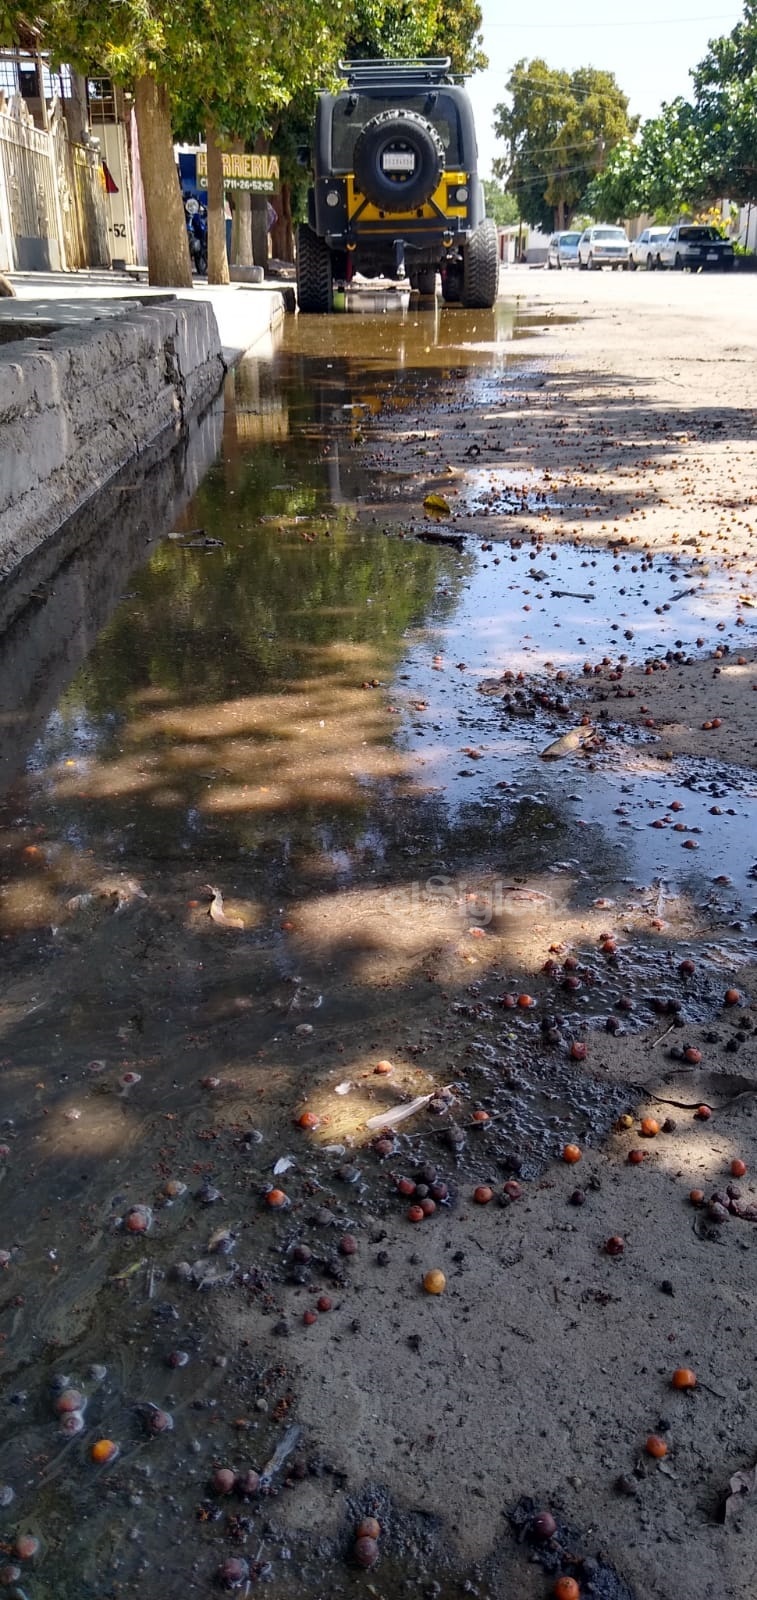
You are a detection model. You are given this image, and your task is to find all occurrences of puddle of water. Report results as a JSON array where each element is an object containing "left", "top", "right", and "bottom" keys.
[{"left": 0, "top": 301, "right": 754, "bottom": 1598}]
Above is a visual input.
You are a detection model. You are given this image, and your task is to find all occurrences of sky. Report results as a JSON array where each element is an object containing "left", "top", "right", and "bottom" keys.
[{"left": 474, "top": 1, "right": 746, "bottom": 177}]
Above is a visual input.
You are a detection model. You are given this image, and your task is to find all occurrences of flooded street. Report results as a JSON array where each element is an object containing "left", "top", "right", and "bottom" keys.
[{"left": 1, "top": 286, "right": 757, "bottom": 1600}]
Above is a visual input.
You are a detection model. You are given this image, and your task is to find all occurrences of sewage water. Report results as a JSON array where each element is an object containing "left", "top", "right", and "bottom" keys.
[{"left": 0, "top": 299, "right": 754, "bottom": 1599}]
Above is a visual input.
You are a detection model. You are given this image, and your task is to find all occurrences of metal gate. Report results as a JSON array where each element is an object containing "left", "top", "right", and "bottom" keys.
[
  {"left": 53, "top": 118, "right": 110, "bottom": 269},
  {"left": 0, "top": 95, "right": 61, "bottom": 269}
]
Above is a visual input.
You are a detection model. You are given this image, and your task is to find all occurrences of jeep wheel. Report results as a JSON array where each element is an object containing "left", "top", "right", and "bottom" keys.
[
  {"left": 354, "top": 109, "right": 445, "bottom": 212},
  {"left": 416, "top": 268, "right": 437, "bottom": 296},
  {"left": 296, "top": 223, "right": 333, "bottom": 313},
  {"left": 461, "top": 218, "right": 499, "bottom": 308}
]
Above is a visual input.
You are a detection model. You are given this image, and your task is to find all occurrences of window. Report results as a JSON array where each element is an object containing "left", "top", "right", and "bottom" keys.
[
  {"left": 331, "top": 91, "right": 462, "bottom": 172},
  {"left": 678, "top": 226, "right": 720, "bottom": 242}
]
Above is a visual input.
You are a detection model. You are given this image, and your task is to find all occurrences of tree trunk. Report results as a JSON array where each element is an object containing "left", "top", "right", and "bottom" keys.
[
  {"left": 229, "top": 140, "right": 253, "bottom": 266},
  {"left": 556, "top": 199, "right": 565, "bottom": 230},
  {"left": 251, "top": 195, "right": 269, "bottom": 268},
  {"left": 66, "top": 73, "right": 89, "bottom": 144},
  {"left": 232, "top": 189, "right": 254, "bottom": 265},
  {"left": 134, "top": 74, "right": 191, "bottom": 287},
  {"left": 206, "top": 118, "right": 230, "bottom": 285},
  {"left": 282, "top": 181, "right": 294, "bottom": 262}
]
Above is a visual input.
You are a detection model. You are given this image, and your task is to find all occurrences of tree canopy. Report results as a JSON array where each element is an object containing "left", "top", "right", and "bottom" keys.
[
  {"left": 589, "top": 1, "right": 757, "bottom": 221},
  {"left": 493, "top": 58, "right": 634, "bottom": 231},
  {"left": 344, "top": 0, "right": 486, "bottom": 78},
  {"left": 0, "top": 0, "right": 489, "bottom": 280},
  {"left": 482, "top": 179, "right": 519, "bottom": 226}
]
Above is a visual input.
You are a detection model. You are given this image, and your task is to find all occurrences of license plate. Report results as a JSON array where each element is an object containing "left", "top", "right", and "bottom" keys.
[
  {"left": 382, "top": 151, "right": 415, "bottom": 173},
  {"left": 707, "top": 251, "right": 718, "bottom": 260}
]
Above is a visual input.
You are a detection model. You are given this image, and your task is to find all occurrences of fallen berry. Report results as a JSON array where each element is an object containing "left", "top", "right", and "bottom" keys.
[
  {"left": 357, "top": 1517, "right": 381, "bottom": 1540},
  {"left": 354, "top": 1536, "right": 379, "bottom": 1569},
  {"left": 671, "top": 1367, "right": 697, "bottom": 1390},
  {"left": 553, "top": 1579, "right": 580, "bottom": 1600},
  {"left": 531, "top": 1510, "right": 557, "bottom": 1541}
]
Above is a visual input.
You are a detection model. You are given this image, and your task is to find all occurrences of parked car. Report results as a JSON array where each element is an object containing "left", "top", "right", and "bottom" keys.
[
  {"left": 653, "top": 225, "right": 735, "bottom": 271},
  {"left": 577, "top": 226, "right": 630, "bottom": 270},
  {"left": 629, "top": 226, "right": 671, "bottom": 270},
  {"left": 547, "top": 230, "right": 581, "bottom": 269}
]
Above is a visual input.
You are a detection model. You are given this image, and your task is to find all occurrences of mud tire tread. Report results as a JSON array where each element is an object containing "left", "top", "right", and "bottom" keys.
[
  {"left": 461, "top": 218, "right": 499, "bottom": 308},
  {"left": 297, "top": 222, "right": 333, "bottom": 313}
]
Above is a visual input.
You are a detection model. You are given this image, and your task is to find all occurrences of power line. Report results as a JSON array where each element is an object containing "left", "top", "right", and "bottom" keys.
[{"left": 484, "top": 11, "right": 738, "bottom": 27}]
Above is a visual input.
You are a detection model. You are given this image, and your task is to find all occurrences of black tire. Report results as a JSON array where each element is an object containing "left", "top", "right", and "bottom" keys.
[
  {"left": 629, "top": 257, "right": 637, "bottom": 271},
  {"left": 195, "top": 250, "right": 207, "bottom": 277},
  {"left": 674, "top": 253, "right": 683, "bottom": 270},
  {"left": 296, "top": 222, "right": 333, "bottom": 313},
  {"left": 645, "top": 253, "right": 655, "bottom": 270},
  {"left": 578, "top": 257, "right": 587, "bottom": 271},
  {"left": 416, "top": 268, "right": 437, "bottom": 296},
  {"left": 441, "top": 264, "right": 462, "bottom": 303},
  {"left": 461, "top": 218, "right": 499, "bottom": 308},
  {"left": 353, "top": 109, "right": 444, "bottom": 212},
  {"left": 587, "top": 253, "right": 595, "bottom": 271}
]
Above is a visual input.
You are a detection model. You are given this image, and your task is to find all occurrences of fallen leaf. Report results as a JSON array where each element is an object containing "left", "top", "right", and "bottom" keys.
[
  {"left": 423, "top": 492, "right": 451, "bottom": 517},
  {"left": 540, "top": 726, "right": 595, "bottom": 760},
  {"left": 724, "top": 1460, "right": 757, "bottom": 1522},
  {"left": 205, "top": 884, "right": 245, "bottom": 930}
]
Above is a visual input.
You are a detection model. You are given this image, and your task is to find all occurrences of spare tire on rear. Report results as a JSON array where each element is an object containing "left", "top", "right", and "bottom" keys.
[{"left": 353, "top": 109, "right": 445, "bottom": 211}]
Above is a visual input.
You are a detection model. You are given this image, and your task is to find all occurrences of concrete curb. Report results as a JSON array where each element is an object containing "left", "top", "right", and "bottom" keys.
[
  {"left": 0, "top": 283, "right": 287, "bottom": 581},
  {"left": 0, "top": 297, "right": 224, "bottom": 580}
]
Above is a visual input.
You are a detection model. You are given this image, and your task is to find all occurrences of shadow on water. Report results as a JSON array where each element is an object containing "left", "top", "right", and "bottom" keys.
[{"left": 0, "top": 297, "right": 754, "bottom": 1598}]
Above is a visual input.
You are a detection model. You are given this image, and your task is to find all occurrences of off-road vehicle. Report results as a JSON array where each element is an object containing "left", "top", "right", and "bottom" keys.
[{"left": 296, "top": 57, "right": 498, "bottom": 312}]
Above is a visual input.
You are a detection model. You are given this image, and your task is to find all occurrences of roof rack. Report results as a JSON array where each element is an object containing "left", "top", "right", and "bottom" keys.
[{"left": 338, "top": 57, "right": 454, "bottom": 87}]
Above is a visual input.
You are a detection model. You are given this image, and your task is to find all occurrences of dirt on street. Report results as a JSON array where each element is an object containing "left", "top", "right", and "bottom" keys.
[{"left": 1, "top": 269, "right": 757, "bottom": 1600}]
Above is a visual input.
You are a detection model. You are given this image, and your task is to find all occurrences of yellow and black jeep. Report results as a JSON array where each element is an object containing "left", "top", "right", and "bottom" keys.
[{"left": 296, "top": 58, "right": 499, "bottom": 312}]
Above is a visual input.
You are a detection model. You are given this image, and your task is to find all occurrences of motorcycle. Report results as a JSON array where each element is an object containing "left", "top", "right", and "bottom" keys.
[{"left": 184, "top": 196, "right": 208, "bottom": 276}]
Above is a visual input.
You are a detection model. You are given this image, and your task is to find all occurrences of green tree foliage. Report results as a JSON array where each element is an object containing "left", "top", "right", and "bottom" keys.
[
  {"left": 493, "top": 58, "right": 634, "bottom": 231},
  {"left": 590, "top": 2, "right": 757, "bottom": 220},
  {"left": 344, "top": 0, "right": 486, "bottom": 77},
  {"left": 482, "top": 179, "right": 519, "bottom": 225},
  {"left": 588, "top": 99, "right": 705, "bottom": 220},
  {"left": 693, "top": 0, "right": 757, "bottom": 203}
]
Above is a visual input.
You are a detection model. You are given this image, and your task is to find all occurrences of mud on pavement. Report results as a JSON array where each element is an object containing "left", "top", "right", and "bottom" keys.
[{"left": 1, "top": 285, "right": 757, "bottom": 1600}]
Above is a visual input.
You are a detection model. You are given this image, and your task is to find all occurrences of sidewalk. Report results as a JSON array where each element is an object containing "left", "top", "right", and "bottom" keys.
[{"left": 4, "top": 269, "right": 289, "bottom": 364}]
